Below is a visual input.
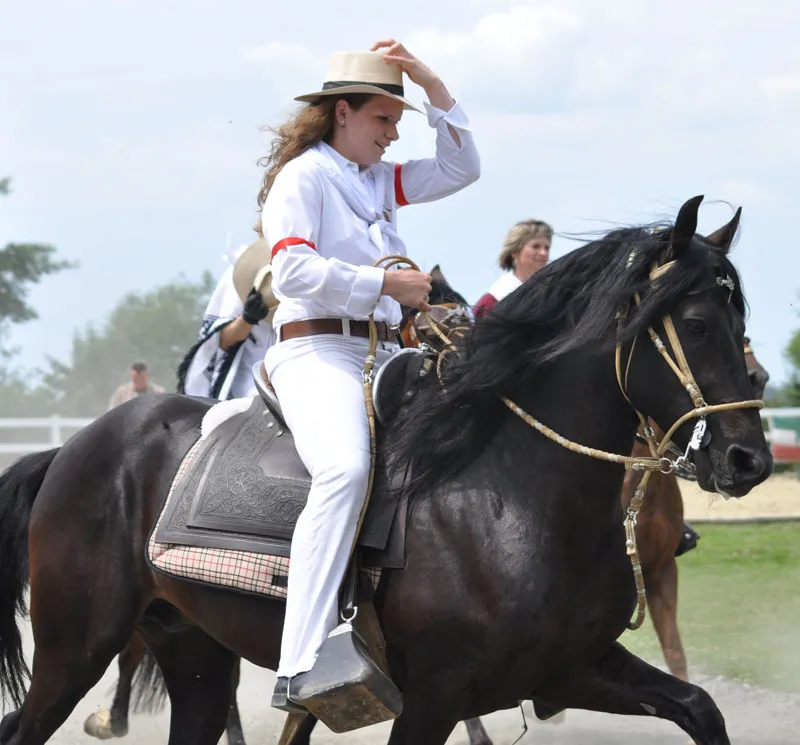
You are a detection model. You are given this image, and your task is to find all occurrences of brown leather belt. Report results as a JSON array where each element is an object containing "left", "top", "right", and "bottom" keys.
[{"left": 279, "top": 318, "right": 396, "bottom": 343}]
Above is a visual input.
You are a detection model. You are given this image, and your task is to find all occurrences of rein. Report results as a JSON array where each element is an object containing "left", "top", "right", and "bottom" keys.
[{"left": 349, "top": 255, "right": 440, "bottom": 582}]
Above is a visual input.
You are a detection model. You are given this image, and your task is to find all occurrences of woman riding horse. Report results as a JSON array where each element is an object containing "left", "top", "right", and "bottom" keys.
[
  {"left": 0, "top": 196, "right": 771, "bottom": 745},
  {"left": 256, "top": 41, "right": 480, "bottom": 710}
]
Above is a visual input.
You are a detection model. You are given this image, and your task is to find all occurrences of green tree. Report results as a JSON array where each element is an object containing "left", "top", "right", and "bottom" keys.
[
  {"left": 0, "top": 177, "right": 74, "bottom": 439},
  {"left": 42, "top": 272, "right": 216, "bottom": 416},
  {"left": 0, "top": 178, "right": 75, "bottom": 346}
]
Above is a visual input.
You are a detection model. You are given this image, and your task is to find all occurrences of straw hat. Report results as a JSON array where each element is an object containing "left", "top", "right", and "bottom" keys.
[
  {"left": 232, "top": 237, "right": 279, "bottom": 322},
  {"left": 294, "top": 50, "right": 421, "bottom": 112}
]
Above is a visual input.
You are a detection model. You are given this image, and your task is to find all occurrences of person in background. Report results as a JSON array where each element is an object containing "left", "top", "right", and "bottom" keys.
[
  {"left": 473, "top": 218, "right": 552, "bottom": 318},
  {"left": 108, "top": 362, "right": 165, "bottom": 410},
  {"left": 178, "top": 235, "right": 277, "bottom": 400}
]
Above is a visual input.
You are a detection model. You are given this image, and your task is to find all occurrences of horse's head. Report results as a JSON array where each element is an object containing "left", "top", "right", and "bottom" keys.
[
  {"left": 399, "top": 265, "right": 472, "bottom": 351},
  {"left": 623, "top": 195, "right": 772, "bottom": 498},
  {"left": 744, "top": 337, "right": 770, "bottom": 400}
]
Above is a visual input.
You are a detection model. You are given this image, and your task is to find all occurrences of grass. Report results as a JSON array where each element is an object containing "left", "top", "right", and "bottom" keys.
[{"left": 620, "top": 522, "right": 800, "bottom": 692}]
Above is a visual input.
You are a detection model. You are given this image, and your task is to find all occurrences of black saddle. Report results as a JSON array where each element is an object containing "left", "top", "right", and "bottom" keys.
[{"left": 156, "top": 351, "right": 431, "bottom": 569}]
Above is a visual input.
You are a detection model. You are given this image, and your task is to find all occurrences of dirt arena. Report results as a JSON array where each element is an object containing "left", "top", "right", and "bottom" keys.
[
  {"left": 35, "top": 652, "right": 800, "bottom": 744},
  {"left": 682, "top": 471, "right": 800, "bottom": 521}
]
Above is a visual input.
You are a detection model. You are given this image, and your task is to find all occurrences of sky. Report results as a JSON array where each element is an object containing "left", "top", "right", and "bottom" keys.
[{"left": 2, "top": 0, "right": 799, "bottom": 391}]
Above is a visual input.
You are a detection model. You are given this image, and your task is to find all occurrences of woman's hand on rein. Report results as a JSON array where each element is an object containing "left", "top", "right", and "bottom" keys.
[{"left": 381, "top": 268, "right": 432, "bottom": 311}]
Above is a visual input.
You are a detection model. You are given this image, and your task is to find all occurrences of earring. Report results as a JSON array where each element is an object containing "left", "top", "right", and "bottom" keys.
[{"left": 339, "top": 119, "right": 345, "bottom": 126}]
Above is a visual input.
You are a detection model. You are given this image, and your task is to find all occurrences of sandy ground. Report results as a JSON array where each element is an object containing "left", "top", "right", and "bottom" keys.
[{"left": 681, "top": 472, "right": 800, "bottom": 521}]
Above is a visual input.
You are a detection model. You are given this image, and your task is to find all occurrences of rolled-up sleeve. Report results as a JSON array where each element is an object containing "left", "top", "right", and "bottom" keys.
[
  {"left": 262, "top": 162, "right": 385, "bottom": 318},
  {"left": 393, "top": 100, "right": 481, "bottom": 207}
]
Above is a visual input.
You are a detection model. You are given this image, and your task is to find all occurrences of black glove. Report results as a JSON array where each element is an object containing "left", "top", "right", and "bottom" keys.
[{"left": 241, "top": 289, "right": 269, "bottom": 325}]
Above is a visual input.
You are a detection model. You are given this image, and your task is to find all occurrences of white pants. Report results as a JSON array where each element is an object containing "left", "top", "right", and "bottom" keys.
[{"left": 264, "top": 333, "right": 398, "bottom": 677}]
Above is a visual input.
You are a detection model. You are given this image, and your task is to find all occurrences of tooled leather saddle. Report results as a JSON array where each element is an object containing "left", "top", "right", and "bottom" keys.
[{"left": 155, "top": 350, "right": 434, "bottom": 570}]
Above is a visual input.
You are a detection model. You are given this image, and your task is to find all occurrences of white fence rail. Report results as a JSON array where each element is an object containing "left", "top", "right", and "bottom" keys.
[
  {"left": 1, "top": 410, "right": 799, "bottom": 459},
  {"left": 0, "top": 417, "right": 94, "bottom": 455}
]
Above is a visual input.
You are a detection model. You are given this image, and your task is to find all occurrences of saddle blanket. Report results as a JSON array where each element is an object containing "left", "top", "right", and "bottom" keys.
[{"left": 147, "top": 435, "right": 381, "bottom": 600}]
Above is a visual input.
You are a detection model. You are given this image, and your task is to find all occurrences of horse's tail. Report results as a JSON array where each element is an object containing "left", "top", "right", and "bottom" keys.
[
  {"left": 0, "top": 447, "right": 60, "bottom": 708},
  {"left": 129, "top": 646, "right": 169, "bottom": 714}
]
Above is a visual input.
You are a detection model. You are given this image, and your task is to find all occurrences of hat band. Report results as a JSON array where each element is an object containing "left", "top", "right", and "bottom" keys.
[{"left": 322, "top": 80, "right": 405, "bottom": 96}]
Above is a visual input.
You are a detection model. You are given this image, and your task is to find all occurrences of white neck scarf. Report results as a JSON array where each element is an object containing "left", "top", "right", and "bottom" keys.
[{"left": 308, "top": 143, "right": 407, "bottom": 259}]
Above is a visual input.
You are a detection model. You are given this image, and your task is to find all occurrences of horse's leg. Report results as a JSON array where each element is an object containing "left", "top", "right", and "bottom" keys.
[
  {"left": 277, "top": 713, "right": 318, "bottom": 745},
  {"left": 83, "top": 632, "right": 146, "bottom": 739},
  {"left": 224, "top": 658, "right": 245, "bottom": 745},
  {"left": 4, "top": 626, "right": 135, "bottom": 745},
  {"left": 386, "top": 687, "right": 462, "bottom": 745},
  {"left": 538, "top": 642, "right": 728, "bottom": 745},
  {"left": 3, "top": 568, "right": 140, "bottom": 745},
  {"left": 463, "top": 717, "right": 493, "bottom": 745},
  {"left": 647, "top": 558, "right": 689, "bottom": 681},
  {"left": 139, "top": 625, "right": 238, "bottom": 745}
]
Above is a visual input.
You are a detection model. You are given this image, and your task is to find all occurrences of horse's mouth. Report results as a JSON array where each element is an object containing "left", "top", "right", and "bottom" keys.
[
  {"left": 711, "top": 475, "right": 736, "bottom": 500},
  {"left": 696, "top": 466, "right": 744, "bottom": 499},
  {"left": 694, "top": 449, "right": 767, "bottom": 499}
]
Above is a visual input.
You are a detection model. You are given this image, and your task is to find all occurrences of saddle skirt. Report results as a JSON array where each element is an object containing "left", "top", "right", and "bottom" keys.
[{"left": 148, "top": 352, "right": 430, "bottom": 598}]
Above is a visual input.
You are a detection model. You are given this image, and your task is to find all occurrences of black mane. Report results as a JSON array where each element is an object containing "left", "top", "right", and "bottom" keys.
[{"left": 389, "top": 223, "right": 746, "bottom": 496}]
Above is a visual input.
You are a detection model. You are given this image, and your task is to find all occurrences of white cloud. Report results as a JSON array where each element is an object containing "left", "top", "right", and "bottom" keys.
[{"left": 403, "top": 1, "right": 800, "bottom": 121}]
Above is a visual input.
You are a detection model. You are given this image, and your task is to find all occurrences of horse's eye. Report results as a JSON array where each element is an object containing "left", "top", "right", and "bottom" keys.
[{"left": 684, "top": 318, "right": 706, "bottom": 335}]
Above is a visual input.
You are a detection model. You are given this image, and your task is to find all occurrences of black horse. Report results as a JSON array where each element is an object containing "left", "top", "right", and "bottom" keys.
[{"left": 0, "top": 196, "right": 771, "bottom": 745}]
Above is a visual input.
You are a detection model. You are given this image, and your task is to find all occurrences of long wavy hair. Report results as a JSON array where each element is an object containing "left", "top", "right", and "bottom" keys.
[{"left": 256, "top": 93, "right": 374, "bottom": 207}]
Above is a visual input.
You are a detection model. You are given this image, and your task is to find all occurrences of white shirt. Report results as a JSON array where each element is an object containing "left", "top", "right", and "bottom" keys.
[
  {"left": 261, "top": 100, "right": 480, "bottom": 335},
  {"left": 487, "top": 272, "right": 523, "bottom": 303},
  {"left": 183, "top": 265, "right": 277, "bottom": 399}
]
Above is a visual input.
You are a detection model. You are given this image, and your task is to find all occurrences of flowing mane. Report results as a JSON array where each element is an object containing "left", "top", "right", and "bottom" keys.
[{"left": 389, "top": 222, "right": 746, "bottom": 495}]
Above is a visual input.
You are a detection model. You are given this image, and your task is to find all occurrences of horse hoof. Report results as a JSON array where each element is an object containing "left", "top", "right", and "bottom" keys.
[{"left": 83, "top": 709, "right": 118, "bottom": 740}]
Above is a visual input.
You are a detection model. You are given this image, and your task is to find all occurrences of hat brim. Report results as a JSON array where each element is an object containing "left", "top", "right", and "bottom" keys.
[
  {"left": 233, "top": 239, "right": 275, "bottom": 304},
  {"left": 294, "top": 85, "right": 421, "bottom": 113}
]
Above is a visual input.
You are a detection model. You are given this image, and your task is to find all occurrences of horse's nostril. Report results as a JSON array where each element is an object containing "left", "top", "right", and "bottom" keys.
[{"left": 726, "top": 444, "right": 763, "bottom": 478}]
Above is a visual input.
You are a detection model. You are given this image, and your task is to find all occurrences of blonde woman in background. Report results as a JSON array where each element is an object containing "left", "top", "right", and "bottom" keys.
[{"left": 474, "top": 219, "right": 552, "bottom": 318}]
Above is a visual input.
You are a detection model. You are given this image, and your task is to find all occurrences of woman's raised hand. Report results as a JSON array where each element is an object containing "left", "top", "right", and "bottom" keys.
[{"left": 370, "top": 40, "right": 440, "bottom": 92}]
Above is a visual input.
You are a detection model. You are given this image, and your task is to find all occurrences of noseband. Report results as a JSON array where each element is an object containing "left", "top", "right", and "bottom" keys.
[{"left": 607, "top": 258, "right": 763, "bottom": 627}]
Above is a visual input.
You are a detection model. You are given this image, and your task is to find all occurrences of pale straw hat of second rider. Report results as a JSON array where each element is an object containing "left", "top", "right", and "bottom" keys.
[
  {"left": 232, "top": 237, "right": 279, "bottom": 322},
  {"left": 294, "top": 50, "right": 422, "bottom": 113}
]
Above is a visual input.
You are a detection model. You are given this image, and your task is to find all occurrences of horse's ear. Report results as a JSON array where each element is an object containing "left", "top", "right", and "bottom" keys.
[
  {"left": 670, "top": 195, "right": 704, "bottom": 256},
  {"left": 704, "top": 207, "right": 741, "bottom": 254},
  {"left": 430, "top": 264, "right": 446, "bottom": 282}
]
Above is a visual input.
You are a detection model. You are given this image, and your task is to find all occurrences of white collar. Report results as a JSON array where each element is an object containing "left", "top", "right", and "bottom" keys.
[
  {"left": 488, "top": 272, "right": 523, "bottom": 301},
  {"left": 319, "top": 141, "right": 365, "bottom": 180}
]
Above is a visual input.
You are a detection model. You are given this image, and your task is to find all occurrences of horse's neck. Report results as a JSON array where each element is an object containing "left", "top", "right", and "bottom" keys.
[{"left": 496, "top": 350, "right": 638, "bottom": 512}]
